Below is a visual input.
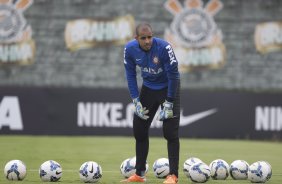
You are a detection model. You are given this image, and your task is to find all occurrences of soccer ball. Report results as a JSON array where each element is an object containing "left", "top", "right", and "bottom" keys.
[
  {"left": 120, "top": 156, "right": 149, "bottom": 178},
  {"left": 153, "top": 158, "right": 170, "bottom": 178},
  {"left": 39, "top": 160, "right": 62, "bottom": 182},
  {"left": 229, "top": 160, "right": 249, "bottom": 180},
  {"left": 183, "top": 157, "right": 203, "bottom": 178},
  {"left": 209, "top": 159, "right": 229, "bottom": 180},
  {"left": 248, "top": 161, "right": 272, "bottom": 183},
  {"left": 189, "top": 162, "right": 211, "bottom": 183},
  {"left": 4, "top": 160, "right": 27, "bottom": 180},
  {"left": 79, "top": 161, "right": 102, "bottom": 183}
]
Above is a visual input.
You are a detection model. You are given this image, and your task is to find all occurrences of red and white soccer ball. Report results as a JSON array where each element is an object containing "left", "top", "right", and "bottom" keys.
[
  {"left": 189, "top": 162, "right": 211, "bottom": 183},
  {"left": 79, "top": 161, "right": 103, "bottom": 183},
  {"left": 120, "top": 156, "right": 149, "bottom": 178},
  {"left": 229, "top": 160, "right": 249, "bottom": 180},
  {"left": 248, "top": 161, "right": 272, "bottom": 183},
  {"left": 4, "top": 160, "right": 27, "bottom": 181},
  {"left": 183, "top": 157, "right": 203, "bottom": 178},
  {"left": 209, "top": 159, "right": 229, "bottom": 180},
  {"left": 153, "top": 158, "right": 170, "bottom": 178},
  {"left": 39, "top": 160, "right": 62, "bottom": 182}
]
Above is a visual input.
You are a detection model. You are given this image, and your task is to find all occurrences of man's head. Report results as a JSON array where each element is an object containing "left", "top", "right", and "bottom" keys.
[{"left": 135, "top": 23, "right": 153, "bottom": 51}]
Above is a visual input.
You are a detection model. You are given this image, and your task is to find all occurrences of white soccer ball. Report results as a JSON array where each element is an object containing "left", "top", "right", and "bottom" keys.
[
  {"left": 189, "top": 162, "right": 211, "bottom": 183},
  {"left": 120, "top": 156, "right": 149, "bottom": 178},
  {"left": 39, "top": 160, "right": 62, "bottom": 182},
  {"left": 183, "top": 157, "right": 203, "bottom": 178},
  {"left": 4, "top": 160, "right": 27, "bottom": 181},
  {"left": 209, "top": 159, "right": 229, "bottom": 180},
  {"left": 229, "top": 160, "right": 249, "bottom": 180},
  {"left": 248, "top": 161, "right": 272, "bottom": 183},
  {"left": 79, "top": 161, "right": 102, "bottom": 183},
  {"left": 153, "top": 158, "right": 170, "bottom": 178}
]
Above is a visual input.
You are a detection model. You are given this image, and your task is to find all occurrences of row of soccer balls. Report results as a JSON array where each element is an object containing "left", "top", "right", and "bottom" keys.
[
  {"left": 4, "top": 160, "right": 102, "bottom": 183},
  {"left": 120, "top": 157, "right": 272, "bottom": 183},
  {"left": 182, "top": 157, "right": 272, "bottom": 183},
  {"left": 4, "top": 157, "right": 272, "bottom": 183}
]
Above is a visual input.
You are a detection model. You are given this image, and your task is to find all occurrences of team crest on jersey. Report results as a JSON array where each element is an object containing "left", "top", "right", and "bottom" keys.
[
  {"left": 164, "top": 0, "right": 226, "bottom": 72},
  {"left": 153, "top": 56, "right": 159, "bottom": 65}
]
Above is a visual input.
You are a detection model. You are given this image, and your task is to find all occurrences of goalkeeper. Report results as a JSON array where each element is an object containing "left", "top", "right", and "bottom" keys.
[{"left": 123, "top": 23, "right": 180, "bottom": 184}]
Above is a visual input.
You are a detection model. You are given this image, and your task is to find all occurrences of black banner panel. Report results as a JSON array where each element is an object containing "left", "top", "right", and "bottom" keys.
[{"left": 0, "top": 87, "right": 281, "bottom": 140}]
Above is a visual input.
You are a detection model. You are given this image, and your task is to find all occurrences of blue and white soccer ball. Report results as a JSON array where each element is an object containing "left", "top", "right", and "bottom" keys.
[
  {"left": 153, "top": 158, "right": 170, "bottom": 178},
  {"left": 189, "top": 162, "right": 211, "bottom": 183},
  {"left": 229, "top": 160, "right": 249, "bottom": 180},
  {"left": 39, "top": 160, "right": 62, "bottom": 182},
  {"left": 4, "top": 160, "right": 27, "bottom": 181},
  {"left": 209, "top": 159, "right": 229, "bottom": 180},
  {"left": 248, "top": 161, "right": 272, "bottom": 183},
  {"left": 183, "top": 157, "right": 203, "bottom": 178},
  {"left": 120, "top": 156, "right": 149, "bottom": 178},
  {"left": 79, "top": 161, "right": 102, "bottom": 183}
]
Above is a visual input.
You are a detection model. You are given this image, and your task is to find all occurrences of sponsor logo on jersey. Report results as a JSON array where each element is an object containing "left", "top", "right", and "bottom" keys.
[
  {"left": 0, "top": 0, "right": 35, "bottom": 65},
  {"left": 165, "top": 45, "right": 177, "bottom": 65},
  {"left": 142, "top": 67, "right": 163, "bottom": 75},
  {"left": 163, "top": 0, "right": 226, "bottom": 72},
  {"left": 123, "top": 48, "right": 127, "bottom": 64}
]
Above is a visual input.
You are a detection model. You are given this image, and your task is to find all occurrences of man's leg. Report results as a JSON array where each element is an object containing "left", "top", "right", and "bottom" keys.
[
  {"left": 162, "top": 85, "right": 180, "bottom": 177},
  {"left": 163, "top": 116, "right": 180, "bottom": 177},
  {"left": 133, "top": 114, "right": 150, "bottom": 176},
  {"left": 133, "top": 86, "right": 159, "bottom": 176}
]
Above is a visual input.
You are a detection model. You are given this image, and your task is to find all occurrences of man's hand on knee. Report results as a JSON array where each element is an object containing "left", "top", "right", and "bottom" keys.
[
  {"left": 133, "top": 97, "right": 149, "bottom": 120},
  {"left": 159, "top": 100, "right": 174, "bottom": 121}
]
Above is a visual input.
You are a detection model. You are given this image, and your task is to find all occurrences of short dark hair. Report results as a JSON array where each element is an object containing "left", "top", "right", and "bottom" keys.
[{"left": 135, "top": 23, "right": 152, "bottom": 36}]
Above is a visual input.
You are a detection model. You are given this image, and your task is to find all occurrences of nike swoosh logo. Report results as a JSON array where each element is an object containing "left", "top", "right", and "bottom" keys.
[
  {"left": 56, "top": 171, "right": 62, "bottom": 175},
  {"left": 136, "top": 59, "right": 141, "bottom": 61},
  {"left": 180, "top": 109, "right": 217, "bottom": 126},
  {"left": 157, "top": 169, "right": 166, "bottom": 175},
  {"left": 89, "top": 163, "right": 94, "bottom": 173}
]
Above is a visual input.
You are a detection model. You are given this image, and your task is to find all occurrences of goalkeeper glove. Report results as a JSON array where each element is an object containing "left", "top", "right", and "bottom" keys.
[
  {"left": 159, "top": 100, "right": 174, "bottom": 121},
  {"left": 133, "top": 97, "right": 149, "bottom": 120}
]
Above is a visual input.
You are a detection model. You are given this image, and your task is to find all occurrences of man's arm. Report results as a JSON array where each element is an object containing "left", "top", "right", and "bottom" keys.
[
  {"left": 124, "top": 47, "right": 139, "bottom": 99},
  {"left": 124, "top": 47, "right": 149, "bottom": 120},
  {"left": 163, "top": 44, "right": 180, "bottom": 102},
  {"left": 159, "top": 44, "right": 180, "bottom": 120}
]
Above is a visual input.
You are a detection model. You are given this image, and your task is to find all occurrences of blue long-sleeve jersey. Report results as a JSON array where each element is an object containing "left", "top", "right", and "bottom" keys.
[{"left": 124, "top": 37, "right": 180, "bottom": 101}]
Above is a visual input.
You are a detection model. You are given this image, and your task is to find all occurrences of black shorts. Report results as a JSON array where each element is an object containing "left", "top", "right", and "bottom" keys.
[{"left": 133, "top": 83, "right": 180, "bottom": 141}]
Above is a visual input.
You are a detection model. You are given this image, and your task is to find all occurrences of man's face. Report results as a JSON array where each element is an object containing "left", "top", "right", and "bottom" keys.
[{"left": 135, "top": 27, "right": 153, "bottom": 51}]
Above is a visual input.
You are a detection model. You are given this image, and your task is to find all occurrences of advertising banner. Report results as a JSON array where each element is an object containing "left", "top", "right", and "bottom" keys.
[
  {"left": 164, "top": 0, "right": 226, "bottom": 72},
  {"left": 0, "top": 87, "right": 281, "bottom": 140},
  {"left": 0, "top": 0, "right": 35, "bottom": 65}
]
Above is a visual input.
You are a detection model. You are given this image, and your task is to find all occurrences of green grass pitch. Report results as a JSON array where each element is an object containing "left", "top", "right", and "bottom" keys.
[{"left": 0, "top": 135, "right": 281, "bottom": 184}]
